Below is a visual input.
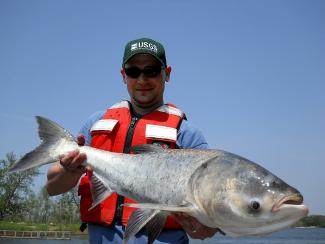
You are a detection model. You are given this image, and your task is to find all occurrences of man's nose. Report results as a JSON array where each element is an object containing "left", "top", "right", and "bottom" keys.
[{"left": 137, "top": 74, "right": 149, "bottom": 84}]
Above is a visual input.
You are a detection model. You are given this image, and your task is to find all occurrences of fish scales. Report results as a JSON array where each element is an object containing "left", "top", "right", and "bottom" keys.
[{"left": 84, "top": 148, "right": 219, "bottom": 204}]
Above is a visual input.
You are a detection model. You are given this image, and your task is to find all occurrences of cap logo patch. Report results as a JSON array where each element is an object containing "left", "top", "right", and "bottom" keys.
[
  {"left": 130, "top": 41, "right": 158, "bottom": 53},
  {"left": 123, "top": 38, "right": 166, "bottom": 67}
]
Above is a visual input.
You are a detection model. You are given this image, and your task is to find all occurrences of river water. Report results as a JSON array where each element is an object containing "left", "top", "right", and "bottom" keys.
[{"left": 1, "top": 228, "right": 324, "bottom": 244}]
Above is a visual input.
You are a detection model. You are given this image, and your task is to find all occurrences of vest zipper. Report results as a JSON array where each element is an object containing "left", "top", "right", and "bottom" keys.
[
  {"left": 114, "top": 116, "right": 139, "bottom": 225},
  {"left": 123, "top": 117, "right": 139, "bottom": 153}
]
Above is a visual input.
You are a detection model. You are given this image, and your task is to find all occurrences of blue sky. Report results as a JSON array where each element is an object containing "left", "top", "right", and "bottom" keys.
[{"left": 0, "top": 1, "right": 324, "bottom": 214}]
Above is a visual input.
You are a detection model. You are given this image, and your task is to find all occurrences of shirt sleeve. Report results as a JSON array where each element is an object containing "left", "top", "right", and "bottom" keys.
[
  {"left": 176, "top": 119, "right": 209, "bottom": 149},
  {"left": 79, "top": 111, "right": 105, "bottom": 146}
]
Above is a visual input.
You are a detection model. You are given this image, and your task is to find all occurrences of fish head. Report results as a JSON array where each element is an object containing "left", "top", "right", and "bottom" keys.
[{"left": 190, "top": 151, "right": 308, "bottom": 236}]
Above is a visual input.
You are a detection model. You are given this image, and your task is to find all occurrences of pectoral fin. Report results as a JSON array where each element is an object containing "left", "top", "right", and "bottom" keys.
[
  {"left": 123, "top": 202, "right": 193, "bottom": 212},
  {"left": 89, "top": 173, "right": 113, "bottom": 210},
  {"left": 123, "top": 209, "right": 165, "bottom": 244},
  {"left": 122, "top": 203, "right": 194, "bottom": 243},
  {"left": 146, "top": 211, "right": 169, "bottom": 244}
]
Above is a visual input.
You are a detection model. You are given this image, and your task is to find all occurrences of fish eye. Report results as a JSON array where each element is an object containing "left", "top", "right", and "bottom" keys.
[{"left": 250, "top": 200, "right": 261, "bottom": 211}]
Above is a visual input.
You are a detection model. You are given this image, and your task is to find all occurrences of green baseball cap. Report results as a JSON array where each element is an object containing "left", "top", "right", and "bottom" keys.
[{"left": 122, "top": 38, "right": 167, "bottom": 67}]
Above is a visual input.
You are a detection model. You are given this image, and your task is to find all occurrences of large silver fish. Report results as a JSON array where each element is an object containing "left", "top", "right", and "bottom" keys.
[{"left": 9, "top": 116, "right": 308, "bottom": 243}]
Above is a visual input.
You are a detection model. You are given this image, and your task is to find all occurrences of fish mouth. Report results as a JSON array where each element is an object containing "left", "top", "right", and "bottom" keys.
[{"left": 271, "top": 193, "right": 306, "bottom": 213}]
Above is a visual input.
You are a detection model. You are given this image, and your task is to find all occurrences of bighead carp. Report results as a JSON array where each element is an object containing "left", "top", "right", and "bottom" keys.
[{"left": 9, "top": 116, "right": 308, "bottom": 243}]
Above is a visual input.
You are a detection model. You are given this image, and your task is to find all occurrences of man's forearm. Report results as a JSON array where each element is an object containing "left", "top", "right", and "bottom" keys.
[{"left": 46, "top": 162, "right": 84, "bottom": 196}]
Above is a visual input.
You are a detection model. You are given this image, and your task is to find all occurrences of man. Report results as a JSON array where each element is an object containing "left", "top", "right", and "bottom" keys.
[{"left": 47, "top": 37, "right": 218, "bottom": 243}]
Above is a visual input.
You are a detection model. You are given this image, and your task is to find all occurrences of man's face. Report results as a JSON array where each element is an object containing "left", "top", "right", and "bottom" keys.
[{"left": 121, "top": 54, "right": 171, "bottom": 108}]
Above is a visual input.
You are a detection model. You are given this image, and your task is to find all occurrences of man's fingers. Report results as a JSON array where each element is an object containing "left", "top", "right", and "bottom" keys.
[
  {"left": 70, "top": 152, "right": 87, "bottom": 169},
  {"left": 174, "top": 213, "right": 219, "bottom": 240},
  {"left": 60, "top": 150, "right": 87, "bottom": 172},
  {"left": 186, "top": 225, "right": 217, "bottom": 240},
  {"left": 60, "top": 150, "right": 79, "bottom": 166},
  {"left": 59, "top": 134, "right": 86, "bottom": 171}
]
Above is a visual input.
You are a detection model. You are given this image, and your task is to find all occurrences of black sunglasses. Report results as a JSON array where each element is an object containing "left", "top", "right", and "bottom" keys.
[{"left": 124, "top": 66, "right": 163, "bottom": 79}]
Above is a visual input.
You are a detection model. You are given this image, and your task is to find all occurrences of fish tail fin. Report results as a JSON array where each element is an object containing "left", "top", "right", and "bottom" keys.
[{"left": 9, "top": 116, "right": 78, "bottom": 173}]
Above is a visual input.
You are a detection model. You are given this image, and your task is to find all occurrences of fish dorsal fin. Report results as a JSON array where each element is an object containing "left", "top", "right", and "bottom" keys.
[
  {"left": 88, "top": 173, "right": 113, "bottom": 210},
  {"left": 123, "top": 209, "right": 162, "bottom": 244},
  {"left": 131, "top": 144, "right": 165, "bottom": 154}
]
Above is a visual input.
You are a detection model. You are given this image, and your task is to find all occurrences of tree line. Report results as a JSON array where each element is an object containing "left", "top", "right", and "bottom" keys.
[
  {"left": 0, "top": 152, "right": 80, "bottom": 224},
  {"left": 295, "top": 215, "right": 325, "bottom": 228}
]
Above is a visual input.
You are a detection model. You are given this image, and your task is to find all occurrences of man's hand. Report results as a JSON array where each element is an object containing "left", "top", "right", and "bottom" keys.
[
  {"left": 174, "top": 213, "right": 222, "bottom": 240},
  {"left": 47, "top": 134, "right": 91, "bottom": 196},
  {"left": 58, "top": 134, "right": 91, "bottom": 174},
  {"left": 59, "top": 149, "right": 87, "bottom": 174}
]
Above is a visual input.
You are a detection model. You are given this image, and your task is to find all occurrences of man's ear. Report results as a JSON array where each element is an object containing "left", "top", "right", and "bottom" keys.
[
  {"left": 121, "top": 68, "right": 127, "bottom": 84},
  {"left": 165, "top": 66, "right": 172, "bottom": 82}
]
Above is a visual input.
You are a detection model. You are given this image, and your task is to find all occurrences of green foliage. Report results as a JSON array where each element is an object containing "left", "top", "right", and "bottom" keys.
[
  {"left": 295, "top": 215, "right": 325, "bottom": 227},
  {"left": 23, "top": 186, "right": 80, "bottom": 225},
  {"left": 0, "top": 152, "right": 40, "bottom": 220},
  {"left": 0, "top": 221, "right": 81, "bottom": 231},
  {"left": 52, "top": 190, "right": 80, "bottom": 225},
  {"left": 0, "top": 152, "right": 81, "bottom": 225}
]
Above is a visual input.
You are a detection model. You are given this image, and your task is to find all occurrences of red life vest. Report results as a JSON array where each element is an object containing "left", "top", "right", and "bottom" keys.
[{"left": 78, "top": 101, "right": 185, "bottom": 228}]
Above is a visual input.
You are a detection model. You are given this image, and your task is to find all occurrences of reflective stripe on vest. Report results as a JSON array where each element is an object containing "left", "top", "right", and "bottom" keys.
[{"left": 78, "top": 101, "right": 184, "bottom": 228}]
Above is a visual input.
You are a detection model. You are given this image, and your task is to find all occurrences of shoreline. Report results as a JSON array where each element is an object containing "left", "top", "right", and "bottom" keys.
[{"left": 0, "top": 230, "right": 88, "bottom": 240}]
